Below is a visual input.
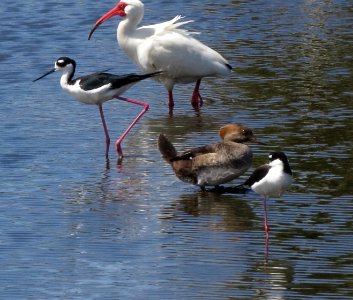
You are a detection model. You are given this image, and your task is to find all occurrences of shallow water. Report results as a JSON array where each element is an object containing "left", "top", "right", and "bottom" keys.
[{"left": 1, "top": 0, "right": 353, "bottom": 299}]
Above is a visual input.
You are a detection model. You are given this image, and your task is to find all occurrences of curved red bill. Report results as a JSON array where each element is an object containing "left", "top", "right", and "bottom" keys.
[{"left": 88, "top": 3, "right": 125, "bottom": 40}]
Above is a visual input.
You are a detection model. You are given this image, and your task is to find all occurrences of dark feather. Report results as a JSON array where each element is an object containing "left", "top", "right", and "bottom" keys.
[
  {"left": 170, "top": 144, "right": 217, "bottom": 162},
  {"left": 158, "top": 134, "right": 178, "bottom": 163},
  {"left": 78, "top": 72, "right": 161, "bottom": 91},
  {"left": 243, "top": 164, "right": 270, "bottom": 187},
  {"left": 170, "top": 151, "right": 194, "bottom": 162},
  {"left": 226, "top": 63, "right": 232, "bottom": 70}
]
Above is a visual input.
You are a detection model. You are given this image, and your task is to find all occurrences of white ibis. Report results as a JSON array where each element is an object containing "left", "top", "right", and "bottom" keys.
[
  {"left": 33, "top": 56, "right": 160, "bottom": 161},
  {"left": 243, "top": 152, "right": 293, "bottom": 238},
  {"left": 158, "top": 124, "right": 264, "bottom": 191},
  {"left": 88, "top": 0, "right": 232, "bottom": 110}
]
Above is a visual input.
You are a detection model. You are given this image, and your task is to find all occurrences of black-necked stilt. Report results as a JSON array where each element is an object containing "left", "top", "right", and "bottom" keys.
[
  {"left": 244, "top": 151, "right": 293, "bottom": 237},
  {"left": 158, "top": 124, "right": 264, "bottom": 191},
  {"left": 33, "top": 56, "right": 160, "bottom": 162}
]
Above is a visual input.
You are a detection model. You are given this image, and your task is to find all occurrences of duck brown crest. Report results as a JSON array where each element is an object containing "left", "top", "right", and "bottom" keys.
[{"left": 219, "top": 124, "right": 244, "bottom": 140}]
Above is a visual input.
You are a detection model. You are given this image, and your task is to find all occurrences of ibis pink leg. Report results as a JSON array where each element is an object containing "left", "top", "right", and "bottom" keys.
[
  {"left": 263, "top": 196, "right": 270, "bottom": 238},
  {"left": 265, "top": 233, "right": 269, "bottom": 263},
  {"left": 98, "top": 104, "right": 110, "bottom": 159},
  {"left": 168, "top": 90, "right": 175, "bottom": 109},
  {"left": 114, "top": 96, "right": 149, "bottom": 161},
  {"left": 191, "top": 79, "right": 203, "bottom": 108}
]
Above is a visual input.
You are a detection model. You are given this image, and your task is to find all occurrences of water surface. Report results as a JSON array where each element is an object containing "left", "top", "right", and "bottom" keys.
[{"left": 1, "top": 0, "right": 353, "bottom": 299}]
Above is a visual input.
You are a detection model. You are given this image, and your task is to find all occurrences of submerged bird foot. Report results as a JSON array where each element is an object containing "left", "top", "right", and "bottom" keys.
[
  {"left": 200, "top": 186, "right": 206, "bottom": 192},
  {"left": 191, "top": 79, "right": 203, "bottom": 108},
  {"left": 105, "top": 138, "right": 110, "bottom": 160},
  {"left": 168, "top": 91, "right": 175, "bottom": 110},
  {"left": 116, "top": 143, "right": 124, "bottom": 162},
  {"left": 191, "top": 91, "right": 203, "bottom": 109}
]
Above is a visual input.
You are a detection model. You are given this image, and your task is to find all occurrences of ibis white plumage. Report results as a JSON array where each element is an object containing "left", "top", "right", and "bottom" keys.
[{"left": 88, "top": 0, "right": 232, "bottom": 110}]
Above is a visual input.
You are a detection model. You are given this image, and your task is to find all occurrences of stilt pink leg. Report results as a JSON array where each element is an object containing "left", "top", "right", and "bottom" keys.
[
  {"left": 191, "top": 79, "right": 203, "bottom": 108},
  {"left": 263, "top": 196, "right": 270, "bottom": 238},
  {"left": 114, "top": 96, "right": 149, "bottom": 161},
  {"left": 265, "top": 232, "right": 269, "bottom": 263},
  {"left": 98, "top": 104, "right": 110, "bottom": 160}
]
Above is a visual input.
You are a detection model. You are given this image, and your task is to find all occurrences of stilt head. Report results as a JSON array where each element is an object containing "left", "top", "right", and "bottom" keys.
[
  {"left": 54, "top": 57, "right": 76, "bottom": 71},
  {"left": 268, "top": 152, "right": 292, "bottom": 173},
  {"left": 33, "top": 57, "right": 76, "bottom": 82}
]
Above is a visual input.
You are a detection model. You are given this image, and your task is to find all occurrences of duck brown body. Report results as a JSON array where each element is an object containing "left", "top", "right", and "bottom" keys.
[{"left": 158, "top": 124, "right": 263, "bottom": 188}]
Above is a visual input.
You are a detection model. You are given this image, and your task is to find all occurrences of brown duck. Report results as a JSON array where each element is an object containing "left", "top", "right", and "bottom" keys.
[{"left": 158, "top": 124, "right": 264, "bottom": 190}]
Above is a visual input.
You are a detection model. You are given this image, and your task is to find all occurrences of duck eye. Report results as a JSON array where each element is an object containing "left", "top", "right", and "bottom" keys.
[{"left": 243, "top": 129, "right": 252, "bottom": 136}]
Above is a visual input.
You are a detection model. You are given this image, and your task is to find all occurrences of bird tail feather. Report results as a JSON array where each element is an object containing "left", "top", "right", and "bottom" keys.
[
  {"left": 157, "top": 15, "right": 200, "bottom": 36},
  {"left": 158, "top": 134, "right": 178, "bottom": 163}
]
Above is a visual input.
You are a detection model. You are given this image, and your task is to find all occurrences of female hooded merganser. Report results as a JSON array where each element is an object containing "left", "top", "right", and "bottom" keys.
[
  {"left": 158, "top": 124, "right": 264, "bottom": 190},
  {"left": 243, "top": 151, "right": 293, "bottom": 237}
]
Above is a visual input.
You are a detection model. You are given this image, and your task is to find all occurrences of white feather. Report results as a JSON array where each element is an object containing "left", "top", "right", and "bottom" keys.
[
  {"left": 116, "top": 0, "right": 231, "bottom": 92},
  {"left": 252, "top": 159, "right": 292, "bottom": 197}
]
